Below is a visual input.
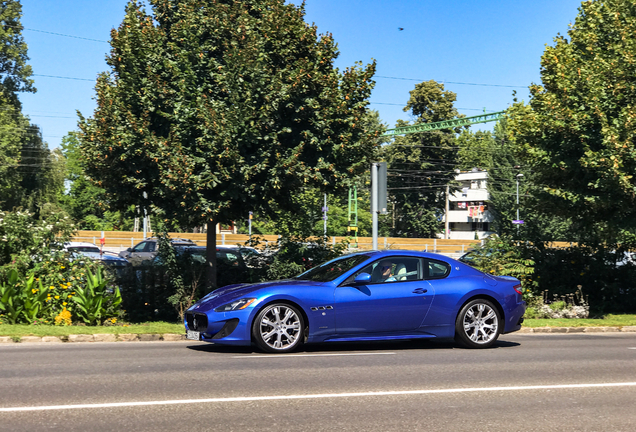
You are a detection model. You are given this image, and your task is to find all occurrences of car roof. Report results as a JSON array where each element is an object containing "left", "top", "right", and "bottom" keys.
[{"left": 65, "top": 242, "right": 97, "bottom": 247}]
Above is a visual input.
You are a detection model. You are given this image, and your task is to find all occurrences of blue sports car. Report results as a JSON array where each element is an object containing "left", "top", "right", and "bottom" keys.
[{"left": 184, "top": 250, "right": 526, "bottom": 352}]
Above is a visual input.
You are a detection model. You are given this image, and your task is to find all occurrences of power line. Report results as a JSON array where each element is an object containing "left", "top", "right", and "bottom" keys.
[
  {"left": 6, "top": 24, "right": 109, "bottom": 43},
  {"left": 33, "top": 74, "right": 94, "bottom": 82},
  {"left": 375, "top": 75, "right": 527, "bottom": 89},
  {"left": 370, "top": 102, "right": 496, "bottom": 112}
]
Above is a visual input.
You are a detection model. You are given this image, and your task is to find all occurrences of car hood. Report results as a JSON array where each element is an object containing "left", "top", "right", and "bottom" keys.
[{"left": 192, "top": 279, "right": 328, "bottom": 310}]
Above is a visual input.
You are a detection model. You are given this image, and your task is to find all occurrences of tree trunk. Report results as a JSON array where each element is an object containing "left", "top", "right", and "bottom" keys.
[{"left": 205, "top": 219, "right": 217, "bottom": 293}]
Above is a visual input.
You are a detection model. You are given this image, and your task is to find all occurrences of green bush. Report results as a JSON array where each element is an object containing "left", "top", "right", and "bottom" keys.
[
  {"left": 72, "top": 267, "right": 122, "bottom": 325},
  {"left": 0, "top": 208, "right": 123, "bottom": 325}
]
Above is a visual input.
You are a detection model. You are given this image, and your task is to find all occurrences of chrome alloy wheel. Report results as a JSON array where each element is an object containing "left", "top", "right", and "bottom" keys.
[
  {"left": 462, "top": 302, "right": 499, "bottom": 344},
  {"left": 257, "top": 304, "right": 303, "bottom": 352}
]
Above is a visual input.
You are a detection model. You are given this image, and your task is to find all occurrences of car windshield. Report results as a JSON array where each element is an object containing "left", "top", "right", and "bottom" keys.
[{"left": 295, "top": 254, "right": 370, "bottom": 282}]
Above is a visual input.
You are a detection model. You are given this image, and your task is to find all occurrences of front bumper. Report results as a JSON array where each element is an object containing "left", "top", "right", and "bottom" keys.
[{"left": 184, "top": 311, "right": 251, "bottom": 345}]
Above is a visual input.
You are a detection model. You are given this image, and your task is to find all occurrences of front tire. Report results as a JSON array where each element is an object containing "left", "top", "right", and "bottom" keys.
[
  {"left": 252, "top": 303, "right": 304, "bottom": 353},
  {"left": 455, "top": 299, "right": 501, "bottom": 348}
]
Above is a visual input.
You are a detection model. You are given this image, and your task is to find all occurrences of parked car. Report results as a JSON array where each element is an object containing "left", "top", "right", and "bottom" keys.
[
  {"left": 220, "top": 245, "right": 274, "bottom": 268},
  {"left": 184, "top": 250, "right": 526, "bottom": 353},
  {"left": 119, "top": 238, "right": 197, "bottom": 266},
  {"left": 63, "top": 242, "right": 131, "bottom": 277},
  {"left": 143, "top": 245, "right": 250, "bottom": 288}
]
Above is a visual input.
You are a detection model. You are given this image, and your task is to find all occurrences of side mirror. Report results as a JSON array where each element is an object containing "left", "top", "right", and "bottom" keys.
[
  {"left": 353, "top": 272, "right": 371, "bottom": 284},
  {"left": 126, "top": 247, "right": 132, "bottom": 252}
]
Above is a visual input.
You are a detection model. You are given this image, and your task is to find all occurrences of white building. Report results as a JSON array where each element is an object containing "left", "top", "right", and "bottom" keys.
[{"left": 443, "top": 169, "right": 494, "bottom": 240}]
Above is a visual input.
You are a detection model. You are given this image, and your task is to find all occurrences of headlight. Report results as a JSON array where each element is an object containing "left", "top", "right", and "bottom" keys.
[{"left": 214, "top": 298, "right": 256, "bottom": 312}]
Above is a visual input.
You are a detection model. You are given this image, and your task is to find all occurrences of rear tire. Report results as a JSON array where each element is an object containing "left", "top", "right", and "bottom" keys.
[
  {"left": 252, "top": 303, "right": 304, "bottom": 353},
  {"left": 455, "top": 299, "right": 501, "bottom": 348}
]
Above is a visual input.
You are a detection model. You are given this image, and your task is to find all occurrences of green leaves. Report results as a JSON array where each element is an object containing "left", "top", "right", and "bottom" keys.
[
  {"left": 79, "top": 0, "right": 377, "bottom": 229},
  {"left": 71, "top": 267, "right": 122, "bottom": 326},
  {"left": 508, "top": 0, "right": 636, "bottom": 246},
  {"left": 382, "top": 80, "right": 460, "bottom": 238}
]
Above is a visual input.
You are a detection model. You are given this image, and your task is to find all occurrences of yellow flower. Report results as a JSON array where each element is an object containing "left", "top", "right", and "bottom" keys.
[
  {"left": 111, "top": 318, "right": 117, "bottom": 324},
  {"left": 31, "top": 289, "right": 38, "bottom": 294},
  {"left": 68, "top": 294, "right": 72, "bottom": 298},
  {"left": 54, "top": 295, "right": 60, "bottom": 300},
  {"left": 60, "top": 266, "right": 65, "bottom": 270},
  {"left": 49, "top": 286, "right": 54, "bottom": 290},
  {"left": 62, "top": 302, "right": 67, "bottom": 306},
  {"left": 54, "top": 308, "right": 72, "bottom": 326}
]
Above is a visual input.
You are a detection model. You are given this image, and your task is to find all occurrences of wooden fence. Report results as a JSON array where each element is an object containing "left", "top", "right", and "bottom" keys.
[{"left": 72, "top": 230, "right": 575, "bottom": 254}]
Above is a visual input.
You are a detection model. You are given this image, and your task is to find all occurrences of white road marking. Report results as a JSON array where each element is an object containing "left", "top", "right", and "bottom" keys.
[
  {"left": 232, "top": 352, "right": 396, "bottom": 359},
  {"left": 628, "top": 347, "right": 636, "bottom": 350},
  {"left": 2, "top": 382, "right": 636, "bottom": 413}
]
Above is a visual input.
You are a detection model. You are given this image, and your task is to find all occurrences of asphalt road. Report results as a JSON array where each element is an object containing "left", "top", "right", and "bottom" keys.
[{"left": 1, "top": 333, "right": 636, "bottom": 432}]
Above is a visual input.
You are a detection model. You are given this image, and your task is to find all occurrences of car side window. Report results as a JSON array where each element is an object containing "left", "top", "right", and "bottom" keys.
[
  {"left": 132, "top": 241, "right": 147, "bottom": 252},
  {"left": 426, "top": 259, "right": 451, "bottom": 279},
  {"left": 347, "top": 257, "right": 423, "bottom": 285},
  {"left": 146, "top": 242, "right": 156, "bottom": 252}
]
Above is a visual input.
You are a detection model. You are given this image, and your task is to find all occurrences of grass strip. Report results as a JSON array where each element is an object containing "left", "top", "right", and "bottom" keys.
[
  {"left": 523, "top": 314, "right": 636, "bottom": 328},
  {"left": 0, "top": 322, "right": 184, "bottom": 338}
]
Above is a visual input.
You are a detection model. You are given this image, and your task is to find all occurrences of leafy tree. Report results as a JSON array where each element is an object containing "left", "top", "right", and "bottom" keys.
[
  {"left": 79, "top": 0, "right": 377, "bottom": 289},
  {"left": 507, "top": 0, "right": 636, "bottom": 247},
  {"left": 456, "top": 120, "right": 574, "bottom": 241},
  {"left": 0, "top": 1, "right": 63, "bottom": 214},
  {"left": 382, "top": 80, "right": 463, "bottom": 238},
  {"left": 456, "top": 129, "right": 495, "bottom": 171},
  {"left": 58, "top": 131, "right": 129, "bottom": 229},
  {"left": 0, "top": 0, "right": 35, "bottom": 106},
  {"left": 0, "top": 93, "right": 23, "bottom": 204}
]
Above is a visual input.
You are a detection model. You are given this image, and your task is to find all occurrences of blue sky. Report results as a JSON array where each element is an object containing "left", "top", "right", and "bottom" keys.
[{"left": 19, "top": 0, "right": 582, "bottom": 149}]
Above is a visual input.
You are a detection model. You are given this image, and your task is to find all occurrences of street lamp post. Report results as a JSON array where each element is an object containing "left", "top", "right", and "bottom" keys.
[{"left": 516, "top": 173, "right": 524, "bottom": 234}]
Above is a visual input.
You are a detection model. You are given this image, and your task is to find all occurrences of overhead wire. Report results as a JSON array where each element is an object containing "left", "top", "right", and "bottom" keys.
[{"left": 375, "top": 75, "right": 527, "bottom": 89}]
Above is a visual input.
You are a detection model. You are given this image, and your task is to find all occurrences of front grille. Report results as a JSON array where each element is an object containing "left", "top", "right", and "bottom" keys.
[{"left": 186, "top": 312, "right": 209, "bottom": 332}]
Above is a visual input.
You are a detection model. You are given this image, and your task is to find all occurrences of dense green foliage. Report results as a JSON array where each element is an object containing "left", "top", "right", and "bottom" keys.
[
  {"left": 79, "top": 0, "right": 378, "bottom": 230},
  {"left": 381, "top": 80, "right": 463, "bottom": 238},
  {"left": 0, "top": 0, "right": 34, "bottom": 104},
  {"left": 0, "top": 210, "right": 123, "bottom": 325},
  {"left": 0, "top": 1, "right": 64, "bottom": 215},
  {"left": 508, "top": 0, "right": 636, "bottom": 247}
]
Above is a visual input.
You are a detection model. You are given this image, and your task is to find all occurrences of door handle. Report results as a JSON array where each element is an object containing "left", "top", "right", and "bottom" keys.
[{"left": 412, "top": 288, "right": 428, "bottom": 294}]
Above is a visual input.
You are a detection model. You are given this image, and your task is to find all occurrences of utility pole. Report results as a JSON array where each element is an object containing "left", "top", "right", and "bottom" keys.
[
  {"left": 445, "top": 184, "right": 450, "bottom": 239},
  {"left": 248, "top": 211, "right": 253, "bottom": 244},
  {"left": 142, "top": 192, "right": 148, "bottom": 240},
  {"left": 347, "top": 187, "right": 358, "bottom": 247},
  {"left": 371, "top": 162, "right": 387, "bottom": 250},
  {"left": 322, "top": 193, "right": 328, "bottom": 240},
  {"left": 516, "top": 173, "right": 524, "bottom": 234},
  {"left": 371, "top": 163, "right": 378, "bottom": 250}
]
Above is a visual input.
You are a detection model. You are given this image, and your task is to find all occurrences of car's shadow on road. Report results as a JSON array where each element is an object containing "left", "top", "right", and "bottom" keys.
[{"left": 185, "top": 338, "right": 520, "bottom": 354}]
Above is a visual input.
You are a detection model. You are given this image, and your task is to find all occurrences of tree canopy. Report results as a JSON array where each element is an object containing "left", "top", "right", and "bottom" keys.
[
  {"left": 0, "top": 0, "right": 35, "bottom": 106},
  {"left": 508, "top": 0, "right": 636, "bottom": 246},
  {"left": 79, "top": 0, "right": 378, "bottom": 288},
  {"left": 0, "top": 0, "right": 61, "bottom": 214},
  {"left": 381, "top": 80, "right": 463, "bottom": 238}
]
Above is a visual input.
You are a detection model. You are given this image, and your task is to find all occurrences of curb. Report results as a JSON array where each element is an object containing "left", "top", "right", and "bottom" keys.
[
  {"left": 0, "top": 334, "right": 187, "bottom": 344},
  {"left": 517, "top": 326, "right": 636, "bottom": 334}
]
